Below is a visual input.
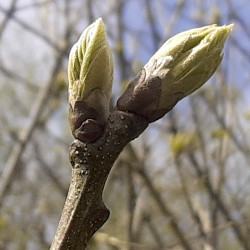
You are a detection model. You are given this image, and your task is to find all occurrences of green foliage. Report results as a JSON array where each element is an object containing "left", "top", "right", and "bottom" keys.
[
  {"left": 68, "top": 18, "right": 113, "bottom": 108},
  {"left": 169, "top": 132, "right": 199, "bottom": 155}
]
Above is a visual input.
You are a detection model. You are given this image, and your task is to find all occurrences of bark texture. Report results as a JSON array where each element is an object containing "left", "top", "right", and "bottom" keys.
[{"left": 50, "top": 110, "right": 148, "bottom": 249}]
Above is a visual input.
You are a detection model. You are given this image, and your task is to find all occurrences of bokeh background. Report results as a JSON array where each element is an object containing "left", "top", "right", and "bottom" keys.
[{"left": 0, "top": 0, "right": 250, "bottom": 249}]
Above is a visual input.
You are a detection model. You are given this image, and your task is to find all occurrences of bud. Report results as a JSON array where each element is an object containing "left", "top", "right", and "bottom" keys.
[
  {"left": 117, "top": 24, "right": 233, "bottom": 122},
  {"left": 68, "top": 18, "right": 113, "bottom": 109},
  {"left": 68, "top": 18, "right": 114, "bottom": 142},
  {"left": 150, "top": 24, "right": 233, "bottom": 99}
]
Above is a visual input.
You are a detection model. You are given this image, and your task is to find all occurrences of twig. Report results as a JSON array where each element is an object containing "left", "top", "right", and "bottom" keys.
[{"left": 50, "top": 111, "right": 148, "bottom": 249}]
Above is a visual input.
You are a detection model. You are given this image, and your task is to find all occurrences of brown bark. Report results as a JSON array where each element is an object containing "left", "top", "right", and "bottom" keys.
[{"left": 50, "top": 110, "right": 148, "bottom": 249}]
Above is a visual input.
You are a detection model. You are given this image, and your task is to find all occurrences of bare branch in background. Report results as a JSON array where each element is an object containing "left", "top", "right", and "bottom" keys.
[
  {"left": 0, "top": 0, "right": 73, "bottom": 206},
  {"left": 200, "top": 94, "right": 250, "bottom": 163},
  {"left": 86, "top": 0, "right": 94, "bottom": 24},
  {"left": 34, "top": 143, "right": 68, "bottom": 196},
  {"left": 0, "top": 3, "right": 61, "bottom": 51},
  {"left": 127, "top": 143, "right": 195, "bottom": 250},
  {"left": 15, "top": 0, "right": 51, "bottom": 11},
  {"left": 0, "top": 48, "right": 67, "bottom": 205},
  {"left": 0, "top": 63, "right": 38, "bottom": 91},
  {"left": 0, "top": 0, "right": 18, "bottom": 40}
]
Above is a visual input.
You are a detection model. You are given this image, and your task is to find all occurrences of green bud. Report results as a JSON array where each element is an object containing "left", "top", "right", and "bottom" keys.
[
  {"left": 117, "top": 24, "right": 233, "bottom": 122},
  {"left": 144, "top": 24, "right": 233, "bottom": 107},
  {"left": 68, "top": 18, "right": 114, "bottom": 143},
  {"left": 68, "top": 18, "right": 113, "bottom": 109}
]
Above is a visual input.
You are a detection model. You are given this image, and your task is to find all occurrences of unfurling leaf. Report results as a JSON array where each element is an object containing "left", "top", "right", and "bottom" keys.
[
  {"left": 68, "top": 18, "right": 114, "bottom": 143},
  {"left": 117, "top": 24, "right": 233, "bottom": 122},
  {"left": 68, "top": 18, "right": 113, "bottom": 110}
]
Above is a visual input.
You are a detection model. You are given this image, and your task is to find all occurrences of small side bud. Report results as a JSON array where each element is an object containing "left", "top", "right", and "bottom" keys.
[
  {"left": 68, "top": 18, "right": 114, "bottom": 142},
  {"left": 117, "top": 24, "right": 233, "bottom": 122}
]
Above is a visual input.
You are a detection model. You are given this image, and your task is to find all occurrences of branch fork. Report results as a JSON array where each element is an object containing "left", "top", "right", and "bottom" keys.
[
  {"left": 51, "top": 20, "right": 232, "bottom": 249},
  {"left": 51, "top": 109, "right": 148, "bottom": 249}
]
